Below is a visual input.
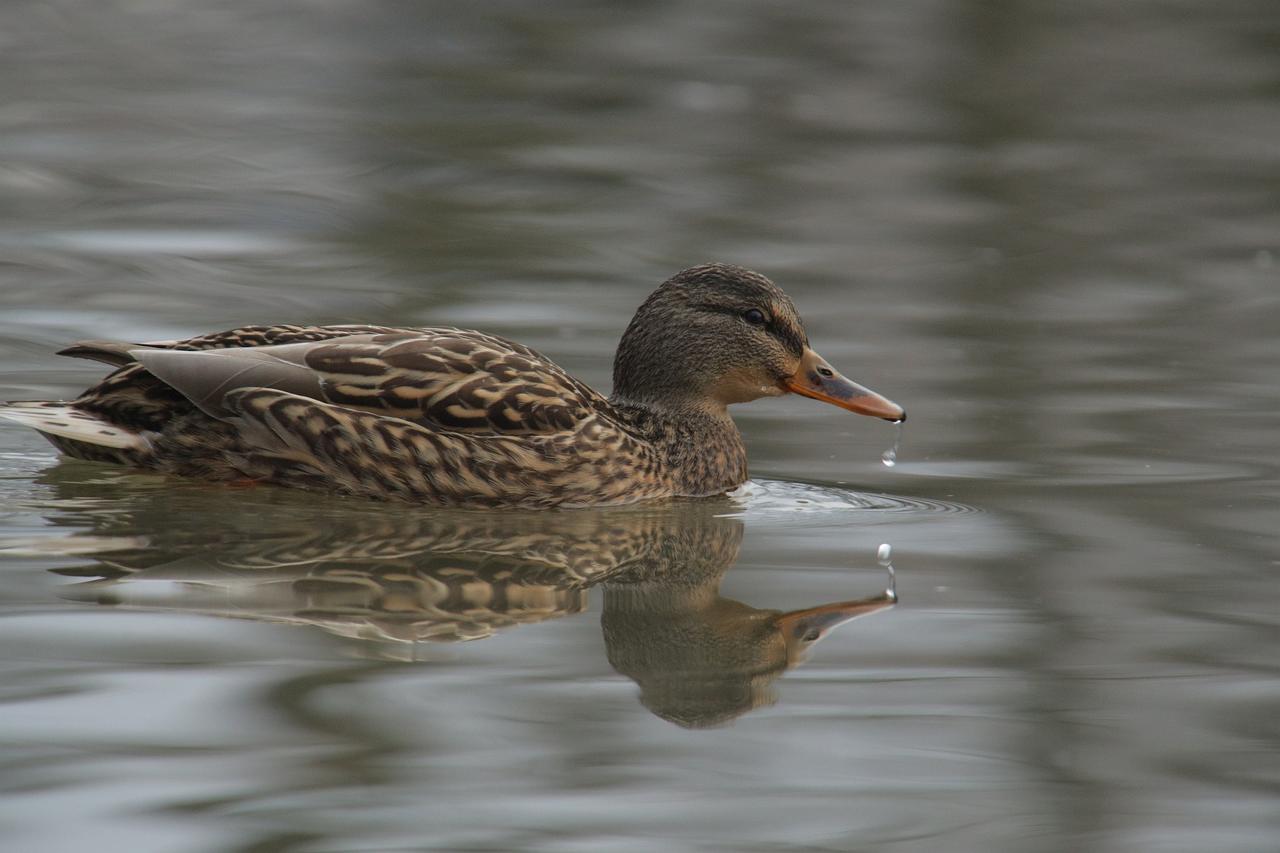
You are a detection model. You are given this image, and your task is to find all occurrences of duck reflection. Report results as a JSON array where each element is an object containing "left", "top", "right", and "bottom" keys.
[
  {"left": 603, "top": 567, "right": 894, "bottom": 728},
  {"left": 39, "top": 469, "right": 895, "bottom": 726}
]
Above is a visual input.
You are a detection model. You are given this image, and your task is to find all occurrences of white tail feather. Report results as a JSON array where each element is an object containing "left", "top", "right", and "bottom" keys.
[{"left": 0, "top": 403, "right": 146, "bottom": 450}]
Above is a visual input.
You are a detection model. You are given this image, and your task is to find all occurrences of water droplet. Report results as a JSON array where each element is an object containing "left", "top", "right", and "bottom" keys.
[
  {"left": 881, "top": 421, "right": 904, "bottom": 467},
  {"left": 876, "top": 543, "right": 897, "bottom": 599}
]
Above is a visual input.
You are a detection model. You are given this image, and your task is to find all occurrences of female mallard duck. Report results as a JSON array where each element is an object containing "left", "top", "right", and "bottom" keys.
[{"left": 0, "top": 263, "right": 903, "bottom": 507}]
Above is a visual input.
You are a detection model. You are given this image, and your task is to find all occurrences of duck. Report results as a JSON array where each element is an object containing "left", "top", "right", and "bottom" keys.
[{"left": 0, "top": 263, "right": 904, "bottom": 507}]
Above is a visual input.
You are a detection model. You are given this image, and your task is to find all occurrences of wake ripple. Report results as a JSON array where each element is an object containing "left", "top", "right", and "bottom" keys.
[{"left": 722, "top": 479, "right": 976, "bottom": 518}]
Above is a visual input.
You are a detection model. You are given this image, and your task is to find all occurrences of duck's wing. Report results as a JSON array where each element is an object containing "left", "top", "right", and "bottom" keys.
[
  {"left": 298, "top": 327, "right": 606, "bottom": 434},
  {"left": 67, "top": 326, "right": 608, "bottom": 436},
  {"left": 63, "top": 324, "right": 407, "bottom": 430},
  {"left": 59, "top": 324, "right": 404, "bottom": 366}
]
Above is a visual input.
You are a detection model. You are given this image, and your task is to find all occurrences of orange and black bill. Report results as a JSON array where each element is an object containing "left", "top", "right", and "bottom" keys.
[{"left": 780, "top": 347, "right": 905, "bottom": 422}]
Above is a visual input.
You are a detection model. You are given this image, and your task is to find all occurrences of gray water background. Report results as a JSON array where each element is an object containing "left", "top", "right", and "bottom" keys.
[{"left": 0, "top": 2, "right": 1278, "bottom": 851}]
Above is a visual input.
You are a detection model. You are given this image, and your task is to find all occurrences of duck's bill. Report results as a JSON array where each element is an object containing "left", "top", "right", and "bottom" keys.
[{"left": 781, "top": 347, "right": 905, "bottom": 422}]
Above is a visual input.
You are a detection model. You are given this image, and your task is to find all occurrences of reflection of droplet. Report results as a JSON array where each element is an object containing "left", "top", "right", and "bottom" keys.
[
  {"left": 882, "top": 421, "right": 903, "bottom": 467},
  {"left": 878, "top": 543, "right": 896, "bottom": 600}
]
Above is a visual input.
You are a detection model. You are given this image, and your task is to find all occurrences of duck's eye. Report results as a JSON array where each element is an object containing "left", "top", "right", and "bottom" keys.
[{"left": 743, "top": 308, "right": 768, "bottom": 326}]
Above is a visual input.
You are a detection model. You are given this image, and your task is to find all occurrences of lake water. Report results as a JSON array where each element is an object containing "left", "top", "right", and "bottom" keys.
[{"left": 1, "top": 2, "right": 1278, "bottom": 851}]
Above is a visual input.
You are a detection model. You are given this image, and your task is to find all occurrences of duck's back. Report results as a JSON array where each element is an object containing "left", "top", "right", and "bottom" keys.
[{"left": 71, "top": 324, "right": 608, "bottom": 436}]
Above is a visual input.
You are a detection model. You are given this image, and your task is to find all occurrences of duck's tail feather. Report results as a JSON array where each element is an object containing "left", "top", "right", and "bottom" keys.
[
  {"left": 0, "top": 401, "right": 151, "bottom": 452},
  {"left": 56, "top": 340, "right": 157, "bottom": 367}
]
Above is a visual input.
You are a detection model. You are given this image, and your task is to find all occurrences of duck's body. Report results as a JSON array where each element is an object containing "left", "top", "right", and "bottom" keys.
[{"left": 1, "top": 264, "right": 903, "bottom": 507}]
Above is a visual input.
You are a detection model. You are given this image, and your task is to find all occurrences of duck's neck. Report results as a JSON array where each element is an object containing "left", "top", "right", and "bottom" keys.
[{"left": 608, "top": 397, "right": 749, "bottom": 497}]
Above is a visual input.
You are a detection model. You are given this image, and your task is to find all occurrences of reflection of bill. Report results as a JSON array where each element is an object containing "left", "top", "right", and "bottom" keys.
[
  {"left": 43, "top": 477, "right": 894, "bottom": 726},
  {"left": 603, "top": 569, "right": 894, "bottom": 729}
]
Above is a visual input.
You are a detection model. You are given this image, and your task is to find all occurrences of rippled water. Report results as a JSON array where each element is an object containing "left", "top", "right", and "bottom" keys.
[{"left": 2, "top": 2, "right": 1279, "bottom": 851}]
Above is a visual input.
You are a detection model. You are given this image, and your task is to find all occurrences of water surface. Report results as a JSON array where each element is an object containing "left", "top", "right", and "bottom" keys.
[{"left": 1, "top": 2, "right": 1278, "bottom": 851}]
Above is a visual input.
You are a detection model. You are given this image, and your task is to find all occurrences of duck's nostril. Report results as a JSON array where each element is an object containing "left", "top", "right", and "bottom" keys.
[{"left": 816, "top": 366, "right": 834, "bottom": 378}]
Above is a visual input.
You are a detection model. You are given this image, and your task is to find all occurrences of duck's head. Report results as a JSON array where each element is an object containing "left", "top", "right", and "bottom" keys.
[{"left": 612, "top": 263, "right": 904, "bottom": 420}]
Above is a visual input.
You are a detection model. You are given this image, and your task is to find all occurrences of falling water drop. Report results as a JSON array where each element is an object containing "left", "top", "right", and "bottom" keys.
[
  {"left": 881, "top": 420, "right": 904, "bottom": 467},
  {"left": 877, "top": 542, "right": 896, "bottom": 600}
]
